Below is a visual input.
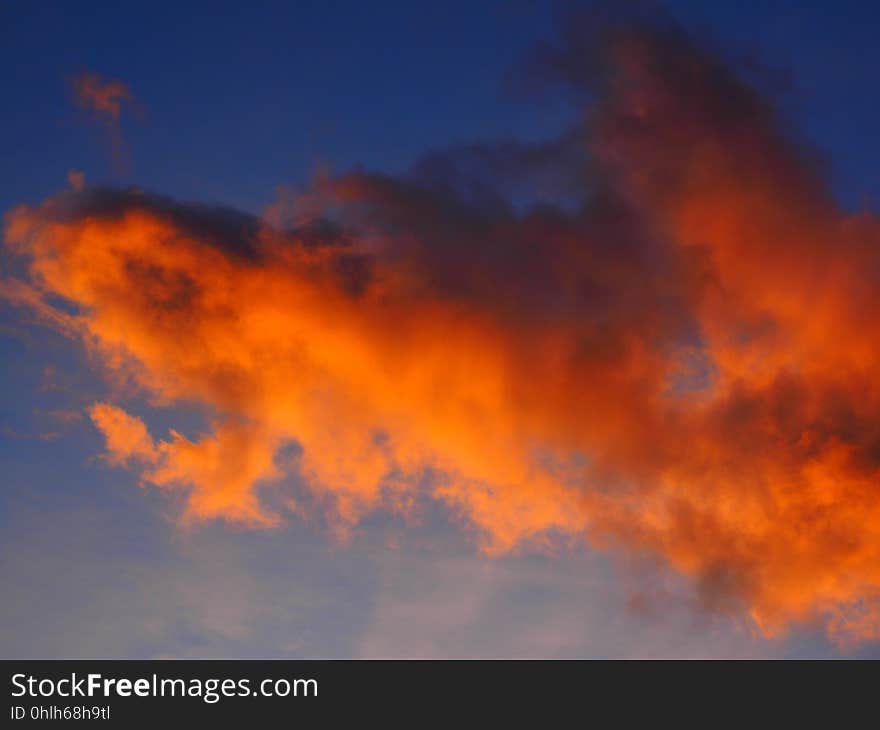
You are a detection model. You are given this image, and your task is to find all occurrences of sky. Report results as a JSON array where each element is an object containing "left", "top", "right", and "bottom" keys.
[{"left": 2, "top": 0, "right": 880, "bottom": 658}]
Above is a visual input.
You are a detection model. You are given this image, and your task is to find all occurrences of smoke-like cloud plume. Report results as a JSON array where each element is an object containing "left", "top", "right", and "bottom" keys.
[
  {"left": 5, "top": 17, "right": 880, "bottom": 645},
  {"left": 69, "top": 71, "right": 138, "bottom": 172},
  {"left": 70, "top": 72, "right": 133, "bottom": 122}
]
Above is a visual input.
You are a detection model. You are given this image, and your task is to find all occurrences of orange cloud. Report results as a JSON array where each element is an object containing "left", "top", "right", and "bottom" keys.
[
  {"left": 68, "top": 72, "right": 138, "bottom": 173},
  {"left": 89, "top": 403, "right": 157, "bottom": 466},
  {"left": 89, "top": 403, "right": 281, "bottom": 526},
  {"left": 5, "top": 21, "right": 880, "bottom": 645},
  {"left": 70, "top": 72, "right": 133, "bottom": 123}
]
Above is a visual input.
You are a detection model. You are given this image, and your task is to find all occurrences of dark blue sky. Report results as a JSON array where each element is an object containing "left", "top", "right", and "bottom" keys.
[{"left": 2, "top": 0, "right": 878, "bottom": 216}]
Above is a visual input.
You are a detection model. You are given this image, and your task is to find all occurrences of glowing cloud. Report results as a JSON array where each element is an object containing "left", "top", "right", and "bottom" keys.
[{"left": 69, "top": 71, "right": 138, "bottom": 172}]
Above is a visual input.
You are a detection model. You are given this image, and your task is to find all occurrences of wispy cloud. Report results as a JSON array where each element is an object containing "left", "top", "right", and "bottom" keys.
[
  {"left": 68, "top": 71, "right": 139, "bottom": 173},
  {"left": 70, "top": 72, "right": 133, "bottom": 122}
]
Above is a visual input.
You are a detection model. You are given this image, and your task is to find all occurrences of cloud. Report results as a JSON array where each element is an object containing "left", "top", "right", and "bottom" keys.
[
  {"left": 68, "top": 72, "right": 138, "bottom": 172},
  {"left": 89, "top": 403, "right": 281, "bottom": 526},
  {"left": 70, "top": 72, "right": 134, "bottom": 124},
  {"left": 89, "top": 403, "right": 158, "bottom": 466},
  {"left": 67, "top": 169, "right": 86, "bottom": 192},
  {"left": 4, "top": 17, "right": 880, "bottom": 646}
]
